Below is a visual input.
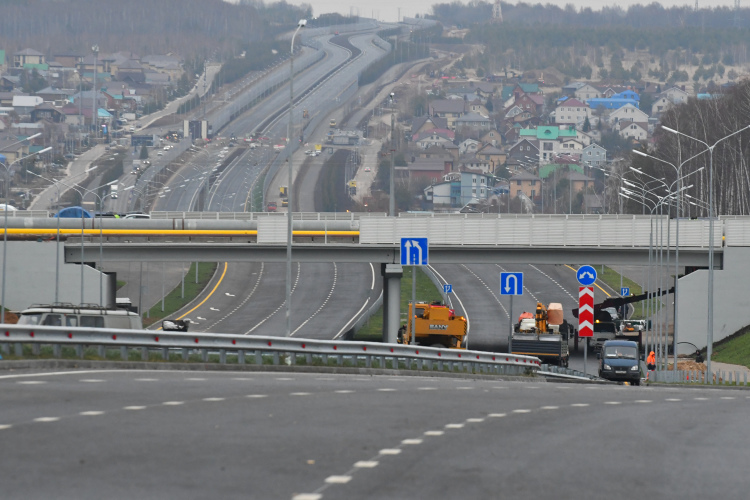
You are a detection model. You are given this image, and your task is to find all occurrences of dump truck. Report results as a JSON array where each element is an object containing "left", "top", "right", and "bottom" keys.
[
  {"left": 399, "top": 301, "right": 467, "bottom": 349},
  {"left": 510, "top": 302, "right": 570, "bottom": 366}
]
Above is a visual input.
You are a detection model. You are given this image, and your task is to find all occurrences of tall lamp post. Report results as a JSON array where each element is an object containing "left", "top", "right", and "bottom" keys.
[
  {"left": 389, "top": 92, "right": 395, "bottom": 217},
  {"left": 286, "top": 19, "right": 307, "bottom": 339},
  {"left": 92, "top": 45, "right": 99, "bottom": 142},
  {"left": 1, "top": 146, "right": 52, "bottom": 323},
  {"left": 660, "top": 123, "right": 750, "bottom": 374}
]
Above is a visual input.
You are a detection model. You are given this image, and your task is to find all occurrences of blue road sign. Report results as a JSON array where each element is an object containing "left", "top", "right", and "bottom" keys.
[
  {"left": 500, "top": 272, "right": 524, "bottom": 296},
  {"left": 577, "top": 265, "right": 597, "bottom": 286},
  {"left": 400, "top": 237, "right": 429, "bottom": 266},
  {"left": 621, "top": 287, "right": 630, "bottom": 296},
  {"left": 443, "top": 284, "right": 452, "bottom": 294}
]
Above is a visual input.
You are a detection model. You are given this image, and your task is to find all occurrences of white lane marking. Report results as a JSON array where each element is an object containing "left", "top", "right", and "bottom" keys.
[
  {"left": 135, "top": 378, "right": 158, "bottom": 382},
  {"left": 378, "top": 388, "right": 396, "bottom": 392},
  {"left": 379, "top": 449, "right": 401, "bottom": 455},
  {"left": 445, "top": 423, "right": 465, "bottom": 429},
  {"left": 0, "top": 424, "right": 12, "bottom": 430},
  {"left": 571, "top": 403, "right": 590, "bottom": 407},
  {"left": 246, "top": 394, "right": 267, "bottom": 399},
  {"left": 335, "top": 390, "right": 355, "bottom": 394},
  {"left": 292, "top": 263, "right": 338, "bottom": 336},
  {"left": 186, "top": 378, "right": 206, "bottom": 381},
  {"left": 34, "top": 417, "right": 60, "bottom": 422},
  {"left": 0, "top": 370, "right": 125, "bottom": 380},
  {"left": 124, "top": 406, "right": 146, "bottom": 411},
  {"left": 512, "top": 409, "right": 531, "bottom": 414},
  {"left": 634, "top": 400, "right": 653, "bottom": 403},
  {"left": 293, "top": 494, "right": 322, "bottom": 500},
  {"left": 540, "top": 406, "right": 559, "bottom": 410},
  {"left": 209, "top": 307, "right": 220, "bottom": 311},
  {"left": 424, "top": 430, "right": 444, "bottom": 436},
  {"left": 291, "top": 392, "right": 310, "bottom": 396},
  {"left": 232, "top": 378, "right": 253, "bottom": 381},
  {"left": 276, "top": 378, "right": 294, "bottom": 381},
  {"left": 325, "top": 475, "right": 352, "bottom": 484},
  {"left": 665, "top": 398, "right": 682, "bottom": 402},
  {"left": 456, "top": 387, "right": 473, "bottom": 390},
  {"left": 17, "top": 381, "right": 46, "bottom": 385},
  {"left": 466, "top": 418, "right": 485, "bottom": 423},
  {"left": 80, "top": 411, "right": 105, "bottom": 416},
  {"left": 604, "top": 401, "right": 622, "bottom": 405},
  {"left": 80, "top": 379, "right": 105, "bottom": 383},
  {"left": 526, "top": 386, "right": 539, "bottom": 389},
  {"left": 355, "top": 461, "right": 379, "bottom": 468},
  {"left": 225, "top": 292, "right": 235, "bottom": 297},
  {"left": 334, "top": 295, "right": 373, "bottom": 340},
  {"left": 488, "top": 413, "right": 507, "bottom": 418},
  {"left": 694, "top": 397, "right": 709, "bottom": 401},
  {"left": 203, "top": 397, "right": 225, "bottom": 402},
  {"left": 402, "top": 439, "right": 423, "bottom": 445},
  {"left": 163, "top": 401, "right": 184, "bottom": 406},
  {"left": 369, "top": 262, "right": 375, "bottom": 290},
  {"left": 418, "top": 387, "right": 437, "bottom": 391},
  {"left": 721, "top": 396, "right": 736, "bottom": 400}
]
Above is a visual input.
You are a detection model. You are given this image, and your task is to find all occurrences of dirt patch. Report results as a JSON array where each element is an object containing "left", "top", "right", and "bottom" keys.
[{"left": 668, "top": 359, "right": 706, "bottom": 372}]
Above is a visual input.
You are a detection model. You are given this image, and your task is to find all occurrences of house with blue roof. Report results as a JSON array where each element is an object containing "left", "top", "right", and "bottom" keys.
[{"left": 586, "top": 90, "right": 640, "bottom": 111}]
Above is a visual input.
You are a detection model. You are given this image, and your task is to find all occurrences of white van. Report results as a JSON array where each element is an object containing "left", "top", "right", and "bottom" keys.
[
  {"left": 110, "top": 184, "right": 118, "bottom": 199},
  {"left": 17, "top": 304, "right": 142, "bottom": 330}
]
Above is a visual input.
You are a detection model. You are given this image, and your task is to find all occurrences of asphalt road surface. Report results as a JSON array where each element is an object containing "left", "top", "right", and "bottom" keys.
[{"left": 2, "top": 369, "right": 747, "bottom": 499}]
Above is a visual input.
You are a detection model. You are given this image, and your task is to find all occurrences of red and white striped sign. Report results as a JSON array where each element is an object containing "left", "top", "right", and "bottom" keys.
[{"left": 578, "top": 286, "right": 594, "bottom": 338}]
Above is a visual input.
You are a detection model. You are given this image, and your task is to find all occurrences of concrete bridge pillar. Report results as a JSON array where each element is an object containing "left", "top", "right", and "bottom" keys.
[{"left": 381, "top": 263, "right": 403, "bottom": 344}]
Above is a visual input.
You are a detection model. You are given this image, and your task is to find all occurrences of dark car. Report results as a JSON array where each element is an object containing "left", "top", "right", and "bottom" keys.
[{"left": 598, "top": 340, "right": 641, "bottom": 385}]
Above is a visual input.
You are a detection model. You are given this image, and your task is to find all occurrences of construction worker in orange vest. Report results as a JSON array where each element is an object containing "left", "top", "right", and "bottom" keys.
[{"left": 646, "top": 350, "right": 656, "bottom": 380}]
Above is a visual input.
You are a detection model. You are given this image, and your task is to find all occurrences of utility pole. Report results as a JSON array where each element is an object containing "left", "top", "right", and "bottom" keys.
[{"left": 389, "top": 92, "right": 395, "bottom": 217}]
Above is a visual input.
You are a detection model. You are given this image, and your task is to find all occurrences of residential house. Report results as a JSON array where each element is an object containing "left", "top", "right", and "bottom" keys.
[
  {"left": 574, "top": 83, "right": 602, "bottom": 101},
  {"left": 608, "top": 103, "right": 649, "bottom": 126},
  {"left": 586, "top": 90, "right": 640, "bottom": 112},
  {"left": 651, "top": 95, "right": 672, "bottom": 116},
  {"left": 467, "top": 98, "right": 488, "bottom": 116},
  {"left": 0, "top": 134, "right": 34, "bottom": 163},
  {"left": 53, "top": 53, "right": 83, "bottom": 69},
  {"left": 413, "top": 129, "right": 454, "bottom": 149},
  {"left": 428, "top": 100, "right": 466, "bottom": 129},
  {"left": 0, "top": 76, "right": 19, "bottom": 92},
  {"left": 514, "top": 93, "right": 543, "bottom": 115},
  {"left": 501, "top": 83, "right": 541, "bottom": 104},
  {"left": 619, "top": 121, "right": 648, "bottom": 141},
  {"left": 425, "top": 175, "right": 461, "bottom": 208},
  {"left": 141, "top": 54, "right": 183, "bottom": 82},
  {"left": 661, "top": 86, "right": 689, "bottom": 105},
  {"left": 458, "top": 138, "right": 481, "bottom": 155},
  {"left": 116, "top": 60, "right": 146, "bottom": 84},
  {"left": 559, "top": 138, "right": 584, "bottom": 156},
  {"left": 455, "top": 112, "right": 491, "bottom": 131},
  {"left": 509, "top": 171, "right": 541, "bottom": 201},
  {"left": 411, "top": 115, "right": 448, "bottom": 135},
  {"left": 31, "top": 102, "right": 65, "bottom": 123},
  {"left": 582, "top": 194, "right": 604, "bottom": 214},
  {"left": 568, "top": 171, "right": 595, "bottom": 195},
  {"left": 481, "top": 128, "right": 502, "bottom": 147},
  {"left": 76, "top": 54, "right": 112, "bottom": 82},
  {"left": 581, "top": 143, "right": 607, "bottom": 169},
  {"left": 519, "top": 125, "right": 578, "bottom": 165},
  {"left": 458, "top": 155, "right": 492, "bottom": 175},
  {"left": 562, "top": 81, "right": 587, "bottom": 97},
  {"left": 507, "top": 138, "right": 539, "bottom": 164},
  {"left": 398, "top": 157, "right": 452, "bottom": 184},
  {"left": 459, "top": 171, "right": 493, "bottom": 205},
  {"left": 476, "top": 144, "right": 506, "bottom": 171},
  {"left": 36, "top": 86, "right": 75, "bottom": 103},
  {"left": 13, "top": 49, "right": 46, "bottom": 69},
  {"left": 552, "top": 97, "right": 590, "bottom": 126},
  {"left": 12, "top": 96, "right": 43, "bottom": 115}
]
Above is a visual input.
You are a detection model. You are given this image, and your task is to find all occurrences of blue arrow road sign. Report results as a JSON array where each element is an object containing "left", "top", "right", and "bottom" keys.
[
  {"left": 621, "top": 287, "right": 630, "bottom": 296},
  {"left": 577, "top": 265, "right": 597, "bottom": 286},
  {"left": 400, "top": 237, "right": 429, "bottom": 266},
  {"left": 500, "top": 272, "right": 523, "bottom": 295},
  {"left": 443, "top": 284, "right": 452, "bottom": 294}
]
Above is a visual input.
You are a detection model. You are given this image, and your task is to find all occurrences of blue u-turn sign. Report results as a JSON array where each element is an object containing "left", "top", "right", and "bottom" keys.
[{"left": 577, "top": 265, "right": 597, "bottom": 286}]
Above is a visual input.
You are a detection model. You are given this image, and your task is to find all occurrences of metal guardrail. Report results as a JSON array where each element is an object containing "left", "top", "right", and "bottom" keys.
[
  {"left": 540, "top": 363, "right": 600, "bottom": 381},
  {"left": 651, "top": 368, "right": 749, "bottom": 386},
  {"left": 0, "top": 324, "right": 541, "bottom": 376}
]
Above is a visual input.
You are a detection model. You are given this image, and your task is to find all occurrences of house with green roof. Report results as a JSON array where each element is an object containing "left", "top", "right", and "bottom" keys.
[
  {"left": 0, "top": 50, "right": 6, "bottom": 72},
  {"left": 501, "top": 82, "right": 541, "bottom": 102},
  {"left": 519, "top": 126, "right": 578, "bottom": 165}
]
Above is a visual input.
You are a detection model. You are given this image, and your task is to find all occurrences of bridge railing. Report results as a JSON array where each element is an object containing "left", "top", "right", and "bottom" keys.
[{"left": 0, "top": 324, "right": 540, "bottom": 376}]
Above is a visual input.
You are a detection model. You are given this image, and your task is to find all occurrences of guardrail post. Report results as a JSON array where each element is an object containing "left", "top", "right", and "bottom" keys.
[
  {"left": 337, "top": 354, "right": 343, "bottom": 366},
  {"left": 141, "top": 347, "right": 148, "bottom": 361},
  {"left": 238, "top": 350, "right": 245, "bottom": 365},
  {"left": 322, "top": 354, "right": 328, "bottom": 366},
  {"left": 745, "top": 372, "right": 747, "bottom": 386},
  {"left": 365, "top": 355, "right": 371, "bottom": 368},
  {"left": 305, "top": 353, "right": 312, "bottom": 364},
  {"left": 219, "top": 349, "right": 226, "bottom": 364},
  {"left": 272, "top": 352, "right": 279, "bottom": 365},
  {"left": 31, "top": 344, "right": 40, "bottom": 356},
  {"left": 437, "top": 359, "right": 443, "bottom": 371},
  {"left": 201, "top": 349, "right": 208, "bottom": 362},
  {"left": 182, "top": 348, "right": 188, "bottom": 361},
  {"left": 120, "top": 346, "right": 127, "bottom": 360},
  {"left": 416, "top": 359, "right": 423, "bottom": 371},
  {"left": 0, "top": 343, "right": 8, "bottom": 355},
  {"left": 255, "top": 350, "right": 262, "bottom": 365},
  {"left": 14, "top": 343, "right": 22, "bottom": 357},
  {"left": 76, "top": 344, "right": 83, "bottom": 358},
  {"left": 161, "top": 348, "right": 169, "bottom": 361},
  {"left": 97, "top": 345, "right": 105, "bottom": 358},
  {"left": 53, "top": 344, "right": 61, "bottom": 358}
]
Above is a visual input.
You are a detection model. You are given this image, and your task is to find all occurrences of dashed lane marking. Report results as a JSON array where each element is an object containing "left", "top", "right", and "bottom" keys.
[
  {"left": 402, "top": 439, "right": 423, "bottom": 445},
  {"left": 246, "top": 395, "right": 267, "bottom": 399},
  {"left": 291, "top": 392, "right": 311, "bottom": 396},
  {"left": 0, "top": 424, "right": 13, "bottom": 430},
  {"left": 135, "top": 378, "right": 159, "bottom": 382},
  {"left": 604, "top": 402, "right": 622, "bottom": 405},
  {"left": 634, "top": 400, "right": 653, "bottom": 403},
  {"left": 694, "top": 397, "right": 709, "bottom": 401},
  {"left": 488, "top": 413, "right": 507, "bottom": 418},
  {"left": 17, "top": 381, "right": 46, "bottom": 385},
  {"left": 34, "top": 417, "right": 60, "bottom": 422},
  {"left": 354, "top": 461, "right": 379, "bottom": 468},
  {"left": 80, "top": 379, "right": 105, "bottom": 383},
  {"left": 186, "top": 378, "right": 206, "bottom": 381},
  {"left": 335, "top": 390, "right": 355, "bottom": 394},
  {"left": 79, "top": 411, "right": 105, "bottom": 416},
  {"left": 379, "top": 449, "right": 401, "bottom": 455},
  {"left": 425, "top": 430, "right": 444, "bottom": 436},
  {"left": 540, "top": 406, "right": 559, "bottom": 410},
  {"left": 418, "top": 387, "right": 437, "bottom": 391},
  {"left": 721, "top": 396, "right": 736, "bottom": 400},
  {"left": 292, "top": 494, "right": 322, "bottom": 500},
  {"left": 124, "top": 406, "right": 146, "bottom": 411},
  {"left": 378, "top": 388, "right": 396, "bottom": 392},
  {"left": 163, "top": 401, "right": 184, "bottom": 406},
  {"left": 665, "top": 398, "right": 682, "bottom": 402},
  {"left": 203, "top": 398, "right": 225, "bottom": 402},
  {"left": 513, "top": 409, "right": 531, "bottom": 414},
  {"left": 325, "top": 476, "right": 352, "bottom": 484},
  {"left": 456, "top": 387, "right": 473, "bottom": 390},
  {"left": 445, "top": 423, "right": 465, "bottom": 429},
  {"left": 571, "top": 403, "right": 590, "bottom": 407},
  {"left": 466, "top": 418, "right": 485, "bottom": 423}
]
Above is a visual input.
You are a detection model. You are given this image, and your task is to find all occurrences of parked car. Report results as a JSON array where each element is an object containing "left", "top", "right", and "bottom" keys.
[{"left": 266, "top": 201, "right": 277, "bottom": 212}]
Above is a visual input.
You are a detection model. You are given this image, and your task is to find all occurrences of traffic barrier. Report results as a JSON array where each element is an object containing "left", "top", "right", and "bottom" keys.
[{"left": 0, "top": 324, "right": 540, "bottom": 376}]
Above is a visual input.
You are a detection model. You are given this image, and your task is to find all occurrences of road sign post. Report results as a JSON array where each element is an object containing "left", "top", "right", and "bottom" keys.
[
  {"left": 401, "top": 238, "right": 428, "bottom": 346},
  {"left": 500, "top": 272, "right": 524, "bottom": 354},
  {"left": 577, "top": 265, "right": 597, "bottom": 375},
  {"left": 443, "top": 284, "right": 452, "bottom": 307}
]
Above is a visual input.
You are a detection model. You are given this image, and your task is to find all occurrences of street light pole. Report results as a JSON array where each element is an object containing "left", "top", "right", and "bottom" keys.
[
  {"left": 92, "top": 45, "right": 99, "bottom": 142},
  {"left": 286, "top": 19, "right": 306, "bottom": 339},
  {"left": 389, "top": 92, "right": 395, "bottom": 217},
  {"left": 660, "top": 123, "right": 750, "bottom": 374}
]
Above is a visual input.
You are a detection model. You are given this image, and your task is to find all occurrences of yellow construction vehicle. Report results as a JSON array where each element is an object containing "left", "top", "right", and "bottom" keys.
[
  {"left": 329, "top": 118, "right": 337, "bottom": 128},
  {"left": 399, "top": 301, "right": 467, "bottom": 349}
]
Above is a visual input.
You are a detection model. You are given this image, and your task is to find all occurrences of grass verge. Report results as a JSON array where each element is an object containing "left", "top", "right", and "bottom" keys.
[
  {"left": 142, "top": 262, "right": 218, "bottom": 327},
  {"left": 711, "top": 327, "right": 750, "bottom": 368},
  {"left": 596, "top": 266, "right": 660, "bottom": 320},
  {"left": 354, "top": 267, "right": 444, "bottom": 342}
]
